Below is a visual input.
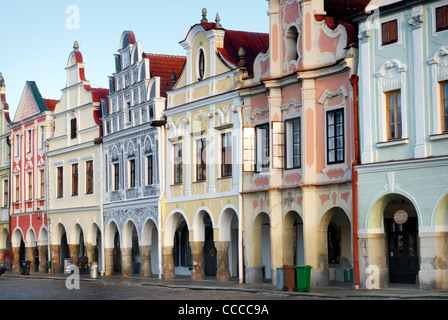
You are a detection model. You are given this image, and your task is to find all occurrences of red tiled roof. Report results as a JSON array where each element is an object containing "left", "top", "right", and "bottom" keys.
[
  {"left": 43, "top": 99, "right": 59, "bottom": 111},
  {"left": 218, "top": 30, "right": 269, "bottom": 77},
  {"left": 143, "top": 53, "right": 186, "bottom": 98}
]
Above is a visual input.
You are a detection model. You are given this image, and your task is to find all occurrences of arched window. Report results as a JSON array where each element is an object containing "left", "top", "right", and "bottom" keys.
[{"left": 198, "top": 49, "right": 205, "bottom": 80}]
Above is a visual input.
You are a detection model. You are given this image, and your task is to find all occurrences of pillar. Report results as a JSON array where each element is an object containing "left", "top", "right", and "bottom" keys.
[
  {"left": 269, "top": 189, "right": 284, "bottom": 287},
  {"left": 217, "top": 241, "right": 230, "bottom": 282},
  {"left": 191, "top": 241, "right": 204, "bottom": 280},
  {"left": 69, "top": 244, "right": 78, "bottom": 267},
  {"left": 162, "top": 245, "right": 174, "bottom": 279},
  {"left": 11, "top": 247, "right": 20, "bottom": 273},
  {"left": 87, "top": 243, "right": 96, "bottom": 264},
  {"left": 26, "top": 246, "right": 35, "bottom": 272},
  {"left": 105, "top": 248, "right": 114, "bottom": 276},
  {"left": 122, "top": 247, "right": 132, "bottom": 277},
  {"left": 51, "top": 244, "right": 60, "bottom": 273},
  {"left": 38, "top": 245, "right": 47, "bottom": 273},
  {"left": 140, "top": 245, "right": 152, "bottom": 277},
  {"left": 358, "top": 233, "right": 388, "bottom": 289}
]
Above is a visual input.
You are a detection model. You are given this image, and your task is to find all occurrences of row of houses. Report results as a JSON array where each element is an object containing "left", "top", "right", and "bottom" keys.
[{"left": 0, "top": 0, "right": 447, "bottom": 290}]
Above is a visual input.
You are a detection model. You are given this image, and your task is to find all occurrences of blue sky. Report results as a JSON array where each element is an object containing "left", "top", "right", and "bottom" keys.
[{"left": 0, "top": 0, "right": 269, "bottom": 117}]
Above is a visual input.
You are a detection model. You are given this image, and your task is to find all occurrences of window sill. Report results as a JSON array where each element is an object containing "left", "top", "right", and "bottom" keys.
[
  {"left": 429, "top": 133, "right": 448, "bottom": 141},
  {"left": 171, "top": 183, "right": 183, "bottom": 187},
  {"left": 193, "top": 180, "right": 206, "bottom": 184},
  {"left": 376, "top": 138, "right": 409, "bottom": 148},
  {"left": 218, "top": 176, "right": 232, "bottom": 180}
]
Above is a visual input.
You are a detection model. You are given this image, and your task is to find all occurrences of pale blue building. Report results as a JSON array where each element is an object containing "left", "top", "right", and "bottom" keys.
[{"left": 354, "top": 0, "right": 448, "bottom": 289}]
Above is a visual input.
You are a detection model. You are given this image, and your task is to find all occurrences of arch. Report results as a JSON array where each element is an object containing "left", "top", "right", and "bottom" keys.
[
  {"left": 283, "top": 210, "right": 304, "bottom": 266},
  {"left": 11, "top": 228, "right": 24, "bottom": 248},
  {"left": 142, "top": 218, "right": 157, "bottom": 246},
  {"left": 70, "top": 223, "right": 84, "bottom": 245},
  {"left": 105, "top": 220, "right": 120, "bottom": 249},
  {"left": 252, "top": 211, "right": 271, "bottom": 280},
  {"left": 432, "top": 188, "right": 448, "bottom": 229},
  {"left": 192, "top": 208, "right": 215, "bottom": 242},
  {"left": 123, "top": 219, "right": 138, "bottom": 249},
  {"left": 120, "top": 30, "right": 136, "bottom": 50},
  {"left": 25, "top": 228, "right": 37, "bottom": 247},
  {"left": 217, "top": 205, "right": 239, "bottom": 242},
  {"left": 163, "top": 209, "right": 190, "bottom": 247},
  {"left": 37, "top": 227, "right": 48, "bottom": 245},
  {"left": 365, "top": 191, "right": 422, "bottom": 232},
  {"left": 0, "top": 228, "right": 9, "bottom": 250},
  {"left": 87, "top": 222, "right": 102, "bottom": 246}
]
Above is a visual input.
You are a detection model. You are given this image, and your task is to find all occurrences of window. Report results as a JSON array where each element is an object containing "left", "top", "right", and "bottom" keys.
[
  {"left": 146, "top": 155, "right": 153, "bottom": 185},
  {"left": 26, "top": 172, "right": 32, "bottom": 201},
  {"left": 127, "top": 103, "right": 132, "bottom": 123},
  {"left": 221, "top": 133, "right": 232, "bottom": 177},
  {"left": 39, "top": 170, "right": 45, "bottom": 199},
  {"left": 436, "top": 5, "right": 448, "bottom": 32},
  {"left": 381, "top": 19, "right": 398, "bottom": 45},
  {"left": 129, "top": 159, "right": 136, "bottom": 188},
  {"left": 327, "top": 109, "right": 344, "bottom": 164},
  {"left": 86, "top": 160, "right": 93, "bottom": 194},
  {"left": 113, "top": 163, "right": 120, "bottom": 191},
  {"left": 198, "top": 49, "right": 205, "bottom": 80},
  {"left": 173, "top": 143, "right": 183, "bottom": 184},
  {"left": 14, "top": 175, "right": 19, "bottom": 203},
  {"left": 286, "top": 118, "right": 301, "bottom": 169},
  {"left": 285, "top": 26, "right": 299, "bottom": 61},
  {"left": 272, "top": 122, "right": 285, "bottom": 169},
  {"left": 442, "top": 81, "right": 448, "bottom": 132},
  {"left": 39, "top": 125, "right": 45, "bottom": 150},
  {"left": 71, "top": 164, "right": 78, "bottom": 196},
  {"left": 196, "top": 138, "right": 206, "bottom": 181},
  {"left": 386, "top": 90, "right": 402, "bottom": 140},
  {"left": 26, "top": 130, "right": 32, "bottom": 154},
  {"left": 70, "top": 118, "right": 77, "bottom": 139},
  {"left": 57, "top": 167, "right": 63, "bottom": 198},
  {"left": 14, "top": 134, "right": 20, "bottom": 157},
  {"left": 256, "top": 123, "right": 270, "bottom": 171},
  {"left": 3, "top": 180, "right": 8, "bottom": 207}
]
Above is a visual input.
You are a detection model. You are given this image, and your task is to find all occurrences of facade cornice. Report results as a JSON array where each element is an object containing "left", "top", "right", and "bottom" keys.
[{"left": 355, "top": 156, "right": 448, "bottom": 173}]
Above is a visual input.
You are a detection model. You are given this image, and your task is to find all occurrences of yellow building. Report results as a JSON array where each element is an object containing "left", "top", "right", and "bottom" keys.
[
  {"left": 47, "top": 42, "right": 108, "bottom": 274},
  {"left": 161, "top": 9, "right": 268, "bottom": 282}
]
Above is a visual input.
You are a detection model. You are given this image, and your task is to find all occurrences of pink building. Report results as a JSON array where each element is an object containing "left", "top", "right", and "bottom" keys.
[
  {"left": 9, "top": 81, "right": 56, "bottom": 273},
  {"left": 239, "top": 0, "right": 366, "bottom": 287}
]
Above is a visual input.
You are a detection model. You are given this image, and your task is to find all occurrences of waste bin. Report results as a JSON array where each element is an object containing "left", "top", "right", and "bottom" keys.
[
  {"left": 295, "top": 265, "right": 312, "bottom": 292},
  {"left": 46, "top": 260, "right": 52, "bottom": 270},
  {"left": 284, "top": 265, "right": 296, "bottom": 292},
  {"left": 20, "top": 260, "right": 31, "bottom": 275},
  {"left": 276, "top": 268, "right": 285, "bottom": 291},
  {"left": 344, "top": 268, "right": 353, "bottom": 282},
  {"left": 90, "top": 262, "right": 98, "bottom": 279}
]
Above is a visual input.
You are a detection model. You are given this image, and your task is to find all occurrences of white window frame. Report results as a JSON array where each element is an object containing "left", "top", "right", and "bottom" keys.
[
  {"left": 432, "top": 1, "right": 448, "bottom": 37},
  {"left": 378, "top": 13, "right": 403, "bottom": 50}
]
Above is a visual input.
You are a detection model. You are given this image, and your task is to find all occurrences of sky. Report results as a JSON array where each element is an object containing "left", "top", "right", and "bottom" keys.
[{"left": 0, "top": 0, "right": 270, "bottom": 118}]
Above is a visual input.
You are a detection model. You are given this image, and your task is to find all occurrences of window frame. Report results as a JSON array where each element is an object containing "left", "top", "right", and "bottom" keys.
[
  {"left": 196, "top": 138, "right": 207, "bottom": 182},
  {"left": 128, "top": 158, "right": 136, "bottom": 189},
  {"left": 386, "top": 90, "right": 402, "bottom": 140},
  {"left": 441, "top": 81, "right": 448, "bottom": 133},
  {"left": 14, "top": 174, "right": 20, "bottom": 203},
  {"left": 221, "top": 132, "right": 232, "bottom": 178},
  {"left": 285, "top": 117, "right": 301, "bottom": 169},
  {"left": 3, "top": 179, "right": 8, "bottom": 207},
  {"left": 71, "top": 163, "right": 78, "bottom": 197},
  {"left": 146, "top": 155, "right": 153, "bottom": 185},
  {"left": 173, "top": 143, "right": 183, "bottom": 184},
  {"left": 57, "top": 166, "right": 64, "bottom": 199},
  {"left": 113, "top": 162, "right": 120, "bottom": 191},
  {"left": 70, "top": 118, "right": 77, "bottom": 140},
  {"left": 39, "top": 169, "right": 45, "bottom": 199},
  {"left": 85, "top": 160, "right": 94, "bottom": 194},
  {"left": 326, "top": 108, "right": 345, "bottom": 165},
  {"left": 381, "top": 19, "right": 398, "bottom": 46},
  {"left": 255, "top": 123, "right": 270, "bottom": 172}
]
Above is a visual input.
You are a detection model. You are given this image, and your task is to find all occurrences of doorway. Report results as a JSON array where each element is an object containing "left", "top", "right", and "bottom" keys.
[
  {"left": 385, "top": 217, "right": 419, "bottom": 284},
  {"left": 203, "top": 214, "right": 217, "bottom": 277}
]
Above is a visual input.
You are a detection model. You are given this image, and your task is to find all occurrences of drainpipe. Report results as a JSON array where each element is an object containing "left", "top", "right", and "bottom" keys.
[{"left": 350, "top": 74, "right": 360, "bottom": 289}]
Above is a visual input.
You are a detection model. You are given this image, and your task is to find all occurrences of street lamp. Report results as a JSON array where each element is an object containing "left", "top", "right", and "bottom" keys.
[{"left": 36, "top": 208, "right": 42, "bottom": 220}]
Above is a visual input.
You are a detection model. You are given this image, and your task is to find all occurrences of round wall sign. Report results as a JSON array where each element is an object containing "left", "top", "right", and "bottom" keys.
[{"left": 394, "top": 210, "right": 408, "bottom": 224}]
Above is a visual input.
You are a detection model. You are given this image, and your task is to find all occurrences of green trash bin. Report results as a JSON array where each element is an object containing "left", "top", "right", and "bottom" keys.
[
  {"left": 295, "top": 265, "right": 312, "bottom": 292},
  {"left": 344, "top": 268, "right": 353, "bottom": 282}
]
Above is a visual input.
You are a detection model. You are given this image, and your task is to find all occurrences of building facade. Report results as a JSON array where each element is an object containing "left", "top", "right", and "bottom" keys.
[
  {"left": 161, "top": 10, "right": 268, "bottom": 282},
  {"left": 102, "top": 31, "right": 185, "bottom": 277},
  {"left": 9, "top": 81, "right": 56, "bottom": 273},
  {"left": 0, "top": 73, "right": 11, "bottom": 266},
  {"left": 47, "top": 42, "right": 108, "bottom": 274},
  {"left": 355, "top": 0, "right": 448, "bottom": 289},
  {"left": 239, "top": 0, "right": 363, "bottom": 286}
]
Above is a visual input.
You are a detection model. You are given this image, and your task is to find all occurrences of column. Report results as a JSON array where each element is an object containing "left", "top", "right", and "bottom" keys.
[
  {"left": 12, "top": 247, "right": 20, "bottom": 273},
  {"left": 191, "top": 241, "right": 204, "bottom": 280},
  {"left": 105, "top": 247, "right": 114, "bottom": 276},
  {"left": 121, "top": 247, "right": 132, "bottom": 277},
  {"left": 86, "top": 243, "right": 95, "bottom": 263},
  {"left": 269, "top": 189, "right": 284, "bottom": 287},
  {"left": 26, "top": 246, "right": 34, "bottom": 272},
  {"left": 140, "top": 245, "right": 152, "bottom": 277},
  {"left": 38, "top": 245, "right": 47, "bottom": 273},
  {"left": 69, "top": 244, "right": 78, "bottom": 267},
  {"left": 51, "top": 244, "right": 60, "bottom": 273},
  {"left": 216, "top": 241, "right": 230, "bottom": 282},
  {"left": 162, "top": 246, "right": 174, "bottom": 279}
]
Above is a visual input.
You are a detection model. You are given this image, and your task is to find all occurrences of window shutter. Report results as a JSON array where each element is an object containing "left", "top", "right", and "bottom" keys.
[
  {"left": 389, "top": 20, "right": 398, "bottom": 43},
  {"left": 272, "top": 122, "right": 284, "bottom": 169},
  {"left": 436, "top": 5, "right": 448, "bottom": 31},
  {"left": 381, "top": 22, "right": 388, "bottom": 45},
  {"left": 243, "top": 127, "right": 255, "bottom": 172}
]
